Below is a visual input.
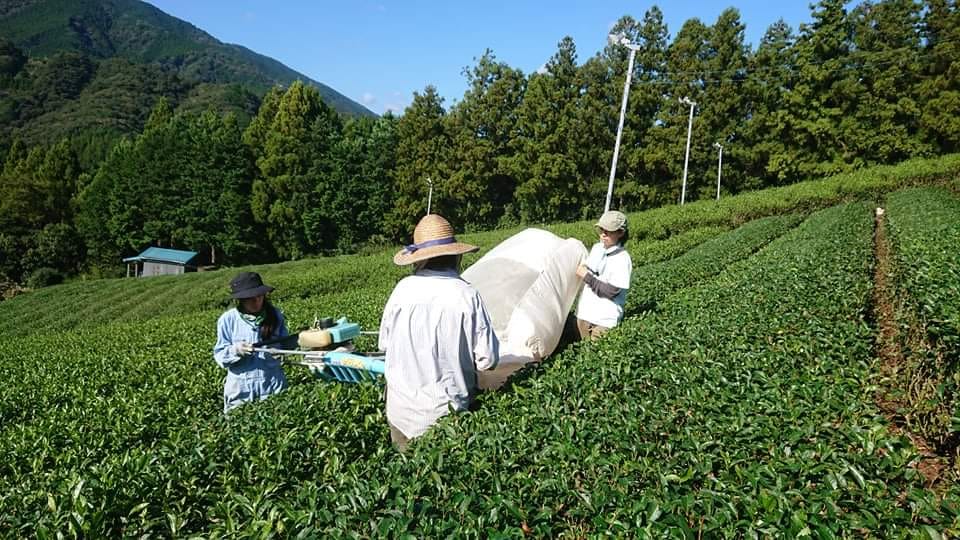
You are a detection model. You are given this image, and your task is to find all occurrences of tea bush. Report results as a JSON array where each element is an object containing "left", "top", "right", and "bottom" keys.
[
  {"left": 325, "top": 203, "right": 955, "bottom": 537},
  {"left": 626, "top": 214, "right": 802, "bottom": 314},
  {"left": 885, "top": 187, "right": 960, "bottom": 448}
]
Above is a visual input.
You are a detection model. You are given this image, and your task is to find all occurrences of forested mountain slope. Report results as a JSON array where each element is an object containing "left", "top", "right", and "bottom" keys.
[{"left": 0, "top": 0, "right": 373, "bottom": 118}]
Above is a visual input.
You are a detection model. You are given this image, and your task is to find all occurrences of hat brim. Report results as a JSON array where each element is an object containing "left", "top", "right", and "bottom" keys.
[
  {"left": 595, "top": 220, "right": 625, "bottom": 231},
  {"left": 231, "top": 285, "right": 274, "bottom": 299},
  {"left": 393, "top": 242, "right": 479, "bottom": 266}
]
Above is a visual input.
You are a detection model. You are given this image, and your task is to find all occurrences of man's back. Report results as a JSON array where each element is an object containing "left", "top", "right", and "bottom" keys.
[{"left": 379, "top": 268, "right": 499, "bottom": 439}]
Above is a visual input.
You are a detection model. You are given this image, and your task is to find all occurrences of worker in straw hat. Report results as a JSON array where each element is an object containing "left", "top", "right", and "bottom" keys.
[
  {"left": 575, "top": 210, "right": 633, "bottom": 340},
  {"left": 378, "top": 214, "right": 500, "bottom": 450},
  {"left": 213, "top": 271, "right": 289, "bottom": 413}
]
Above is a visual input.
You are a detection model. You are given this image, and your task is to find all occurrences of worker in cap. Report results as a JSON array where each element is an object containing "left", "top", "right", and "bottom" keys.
[
  {"left": 213, "top": 271, "right": 289, "bottom": 413},
  {"left": 575, "top": 210, "right": 633, "bottom": 340},
  {"left": 379, "top": 214, "right": 500, "bottom": 450}
]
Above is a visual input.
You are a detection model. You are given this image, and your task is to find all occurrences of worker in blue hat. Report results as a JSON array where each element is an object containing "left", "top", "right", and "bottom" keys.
[
  {"left": 575, "top": 210, "right": 632, "bottom": 340},
  {"left": 213, "top": 271, "right": 289, "bottom": 413}
]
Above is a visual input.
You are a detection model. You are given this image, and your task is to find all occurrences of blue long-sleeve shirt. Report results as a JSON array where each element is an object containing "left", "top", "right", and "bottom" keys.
[{"left": 213, "top": 308, "right": 289, "bottom": 413}]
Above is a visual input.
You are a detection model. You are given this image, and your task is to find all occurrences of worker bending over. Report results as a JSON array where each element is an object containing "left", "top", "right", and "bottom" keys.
[{"left": 379, "top": 214, "right": 500, "bottom": 450}]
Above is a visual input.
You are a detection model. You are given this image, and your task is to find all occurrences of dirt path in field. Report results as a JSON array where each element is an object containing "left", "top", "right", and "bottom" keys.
[{"left": 871, "top": 207, "right": 949, "bottom": 488}]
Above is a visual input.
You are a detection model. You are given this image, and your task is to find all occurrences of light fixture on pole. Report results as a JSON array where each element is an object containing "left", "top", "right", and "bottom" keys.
[
  {"left": 604, "top": 32, "right": 642, "bottom": 213},
  {"left": 679, "top": 96, "right": 696, "bottom": 205},
  {"left": 426, "top": 177, "right": 434, "bottom": 215},
  {"left": 713, "top": 142, "right": 723, "bottom": 201}
]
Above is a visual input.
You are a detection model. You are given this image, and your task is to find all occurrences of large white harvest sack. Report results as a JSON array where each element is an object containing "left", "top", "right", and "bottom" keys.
[{"left": 462, "top": 228, "right": 587, "bottom": 389}]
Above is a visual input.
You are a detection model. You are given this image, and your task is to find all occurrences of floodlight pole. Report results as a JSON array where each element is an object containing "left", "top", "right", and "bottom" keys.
[
  {"left": 426, "top": 177, "right": 434, "bottom": 215},
  {"left": 680, "top": 97, "right": 696, "bottom": 205},
  {"left": 713, "top": 142, "right": 723, "bottom": 201},
  {"left": 605, "top": 34, "right": 641, "bottom": 213}
]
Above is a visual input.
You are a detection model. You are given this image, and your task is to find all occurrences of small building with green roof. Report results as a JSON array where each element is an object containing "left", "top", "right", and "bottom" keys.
[{"left": 123, "top": 247, "right": 198, "bottom": 277}]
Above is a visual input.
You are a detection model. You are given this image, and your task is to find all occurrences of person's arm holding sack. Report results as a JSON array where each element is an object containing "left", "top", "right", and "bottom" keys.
[
  {"left": 577, "top": 264, "right": 623, "bottom": 300},
  {"left": 472, "top": 294, "right": 500, "bottom": 371}
]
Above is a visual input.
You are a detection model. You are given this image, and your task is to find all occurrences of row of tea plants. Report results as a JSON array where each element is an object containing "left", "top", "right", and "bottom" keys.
[
  {"left": 884, "top": 187, "right": 960, "bottom": 454},
  {"left": 1, "top": 202, "right": 953, "bottom": 535},
  {"left": 324, "top": 202, "right": 956, "bottom": 536}
]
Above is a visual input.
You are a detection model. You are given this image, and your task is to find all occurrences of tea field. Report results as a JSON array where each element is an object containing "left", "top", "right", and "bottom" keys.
[{"left": 1, "top": 154, "right": 960, "bottom": 536}]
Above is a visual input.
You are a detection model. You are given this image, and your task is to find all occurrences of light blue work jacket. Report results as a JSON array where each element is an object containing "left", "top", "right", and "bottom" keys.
[{"left": 213, "top": 308, "right": 288, "bottom": 413}]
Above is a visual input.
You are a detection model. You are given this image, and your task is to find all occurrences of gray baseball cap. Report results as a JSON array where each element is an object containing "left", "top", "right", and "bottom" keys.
[{"left": 596, "top": 210, "right": 627, "bottom": 231}]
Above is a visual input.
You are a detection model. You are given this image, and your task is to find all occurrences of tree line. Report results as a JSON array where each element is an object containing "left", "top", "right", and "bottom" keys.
[{"left": 1, "top": 0, "right": 958, "bottom": 287}]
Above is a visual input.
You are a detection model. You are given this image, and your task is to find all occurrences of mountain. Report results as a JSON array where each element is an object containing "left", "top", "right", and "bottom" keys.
[{"left": 0, "top": 0, "right": 374, "bottom": 117}]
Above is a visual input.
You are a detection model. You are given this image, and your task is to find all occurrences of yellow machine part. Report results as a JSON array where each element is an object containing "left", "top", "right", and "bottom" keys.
[{"left": 298, "top": 328, "right": 332, "bottom": 349}]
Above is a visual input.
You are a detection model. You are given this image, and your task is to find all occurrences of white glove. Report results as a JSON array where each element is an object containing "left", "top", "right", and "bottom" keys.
[{"left": 232, "top": 341, "right": 254, "bottom": 357}]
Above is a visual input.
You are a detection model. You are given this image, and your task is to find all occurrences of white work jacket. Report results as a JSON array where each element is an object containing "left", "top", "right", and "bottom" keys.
[
  {"left": 378, "top": 268, "right": 500, "bottom": 439},
  {"left": 576, "top": 242, "right": 632, "bottom": 328}
]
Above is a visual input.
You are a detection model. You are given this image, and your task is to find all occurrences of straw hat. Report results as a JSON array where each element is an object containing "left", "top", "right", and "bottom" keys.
[{"left": 393, "top": 214, "right": 478, "bottom": 266}]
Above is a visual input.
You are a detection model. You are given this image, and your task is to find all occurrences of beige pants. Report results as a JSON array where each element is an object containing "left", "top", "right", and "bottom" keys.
[
  {"left": 385, "top": 385, "right": 410, "bottom": 452},
  {"left": 576, "top": 318, "right": 609, "bottom": 341},
  {"left": 388, "top": 421, "right": 410, "bottom": 453}
]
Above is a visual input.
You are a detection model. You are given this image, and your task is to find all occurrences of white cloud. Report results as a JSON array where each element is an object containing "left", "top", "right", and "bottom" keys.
[
  {"left": 361, "top": 92, "right": 376, "bottom": 106},
  {"left": 536, "top": 63, "right": 548, "bottom": 75}
]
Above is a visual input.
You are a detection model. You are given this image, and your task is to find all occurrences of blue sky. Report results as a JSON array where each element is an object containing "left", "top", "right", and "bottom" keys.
[{"left": 147, "top": 1, "right": 823, "bottom": 115}]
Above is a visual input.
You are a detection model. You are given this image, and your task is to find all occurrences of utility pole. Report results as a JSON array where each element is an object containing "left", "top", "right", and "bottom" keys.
[
  {"left": 426, "top": 177, "right": 434, "bottom": 215},
  {"left": 604, "top": 33, "right": 642, "bottom": 213},
  {"left": 713, "top": 142, "right": 723, "bottom": 201},
  {"left": 679, "top": 97, "right": 696, "bottom": 205}
]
